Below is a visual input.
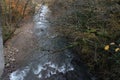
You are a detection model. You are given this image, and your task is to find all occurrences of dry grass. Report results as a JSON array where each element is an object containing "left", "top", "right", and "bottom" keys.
[{"left": 1, "top": 0, "right": 35, "bottom": 43}]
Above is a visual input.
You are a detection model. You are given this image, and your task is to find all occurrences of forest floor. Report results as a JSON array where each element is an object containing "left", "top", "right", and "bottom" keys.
[{"left": 2, "top": 17, "right": 38, "bottom": 79}]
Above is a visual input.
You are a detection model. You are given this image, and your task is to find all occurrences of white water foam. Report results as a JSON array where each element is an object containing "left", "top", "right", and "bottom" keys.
[
  {"left": 34, "top": 61, "right": 74, "bottom": 79},
  {"left": 34, "top": 5, "right": 50, "bottom": 36},
  {"left": 10, "top": 61, "right": 74, "bottom": 80},
  {"left": 34, "top": 5, "right": 49, "bottom": 22},
  {"left": 33, "top": 64, "right": 46, "bottom": 75},
  {"left": 10, "top": 66, "right": 30, "bottom": 80}
]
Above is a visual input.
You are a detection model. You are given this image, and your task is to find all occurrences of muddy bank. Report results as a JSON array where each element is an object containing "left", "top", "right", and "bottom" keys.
[{"left": 2, "top": 18, "right": 39, "bottom": 80}]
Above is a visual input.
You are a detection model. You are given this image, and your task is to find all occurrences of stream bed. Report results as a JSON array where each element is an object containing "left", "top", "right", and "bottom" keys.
[{"left": 9, "top": 5, "right": 93, "bottom": 80}]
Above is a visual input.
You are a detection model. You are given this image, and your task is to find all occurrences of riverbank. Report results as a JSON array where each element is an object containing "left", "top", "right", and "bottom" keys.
[
  {"left": 2, "top": 17, "right": 39, "bottom": 80},
  {"left": 2, "top": 0, "right": 120, "bottom": 80},
  {"left": 48, "top": 0, "right": 120, "bottom": 80},
  {"left": 2, "top": 4, "right": 93, "bottom": 80}
]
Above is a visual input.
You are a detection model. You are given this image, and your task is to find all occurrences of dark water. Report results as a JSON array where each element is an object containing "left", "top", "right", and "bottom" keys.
[{"left": 9, "top": 5, "right": 93, "bottom": 80}]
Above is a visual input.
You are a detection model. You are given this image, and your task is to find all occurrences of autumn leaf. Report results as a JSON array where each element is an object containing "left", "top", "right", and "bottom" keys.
[{"left": 104, "top": 45, "right": 110, "bottom": 51}]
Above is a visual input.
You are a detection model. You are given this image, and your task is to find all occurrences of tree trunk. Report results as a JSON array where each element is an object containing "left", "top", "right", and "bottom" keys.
[{"left": 0, "top": 2, "right": 5, "bottom": 78}]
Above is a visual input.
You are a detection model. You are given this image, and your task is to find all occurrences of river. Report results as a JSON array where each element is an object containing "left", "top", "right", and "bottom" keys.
[{"left": 8, "top": 5, "right": 93, "bottom": 80}]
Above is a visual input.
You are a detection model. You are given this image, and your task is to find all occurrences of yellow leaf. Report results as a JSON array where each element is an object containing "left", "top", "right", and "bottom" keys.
[
  {"left": 115, "top": 48, "right": 120, "bottom": 52},
  {"left": 104, "top": 45, "right": 110, "bottom": 51}
]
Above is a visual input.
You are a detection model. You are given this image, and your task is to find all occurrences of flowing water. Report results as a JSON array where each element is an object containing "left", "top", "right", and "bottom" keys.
[{"left": 9, "top": 5, "right": 93, "bottom": 80}]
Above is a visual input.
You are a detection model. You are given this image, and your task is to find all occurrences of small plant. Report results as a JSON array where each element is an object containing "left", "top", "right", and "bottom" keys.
[{"left": 104, "top": 42, "right": 120, "bottom": 65}]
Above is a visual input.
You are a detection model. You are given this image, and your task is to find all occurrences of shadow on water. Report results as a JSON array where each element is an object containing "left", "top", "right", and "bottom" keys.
[{"left": 9, "top": 5, "right": 94, "bottom": 80}]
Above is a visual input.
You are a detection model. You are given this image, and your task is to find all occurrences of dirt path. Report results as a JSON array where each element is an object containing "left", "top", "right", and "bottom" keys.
[{"left": 2, "top": 18, "right": 38, "bottom": 79}]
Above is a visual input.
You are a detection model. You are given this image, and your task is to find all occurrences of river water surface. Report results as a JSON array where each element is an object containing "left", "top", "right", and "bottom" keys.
[{"left": 9, "top": 5, "right": 93, "bottom": 80}]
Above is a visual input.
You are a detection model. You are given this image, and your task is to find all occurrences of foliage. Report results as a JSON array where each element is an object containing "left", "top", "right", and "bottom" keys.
[
  {"left": 1, "top": 0, "right": 35, "bottom": 43},
  {"left": 50, "top": 0, "right": 120, "bottom": 80}
]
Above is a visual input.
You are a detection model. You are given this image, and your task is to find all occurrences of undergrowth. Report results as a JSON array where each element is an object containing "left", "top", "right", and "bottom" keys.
[
  {"left": 50, "top": 0, "right": 120, "bottom": 80},
  {"left": 1, "top": 0, "right": 35, "bottom": 43}
]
